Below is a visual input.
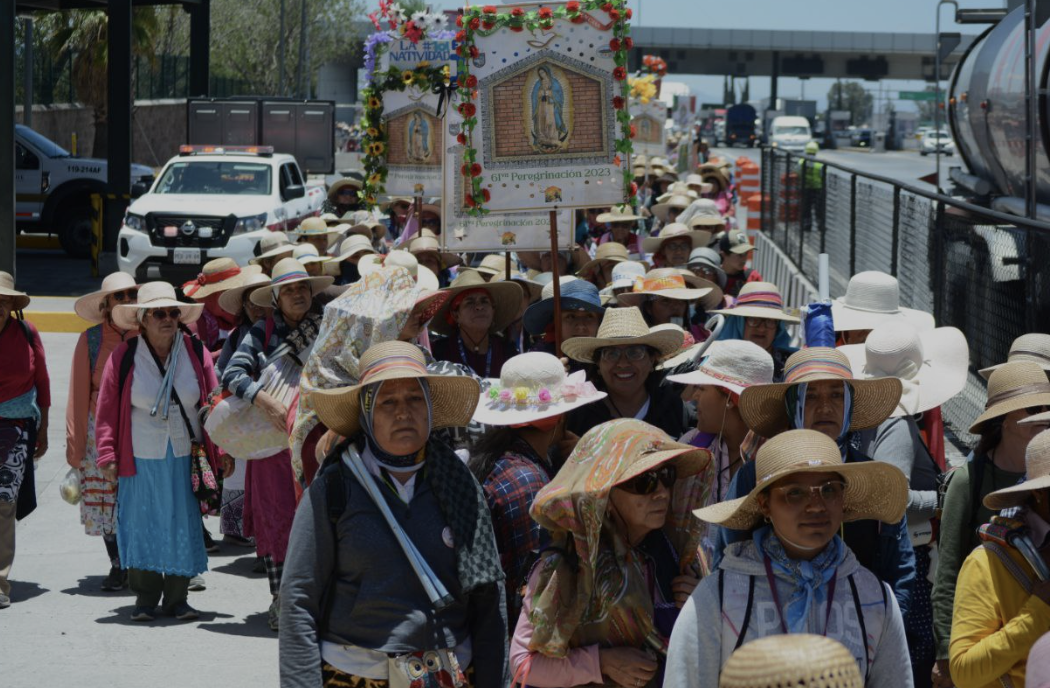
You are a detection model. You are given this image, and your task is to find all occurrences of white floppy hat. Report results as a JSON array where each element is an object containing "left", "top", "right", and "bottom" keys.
[
  {"left": 112, "top": 281, "right": 203, "bottom": 330},
  {"left": 218, "top": 273, "right": 272, "bottom": 316},
  {"left": 641, "top": 222, "right": 712, "bottom": 255},
  {"left": 250, "top": 257, "right": 335, "bottom": 307},
  {"left": 74, "top": 272, "right": 138, "bottom": 323},
  {"left": 292, "top": 243, "right": 332, "bottom": 266},
  {"left": 329, "top": 234, "right": 377, "bottom": 263},
  {"left": 358, "top": 251, "right": 439, "bottom": 291},
  {"left": 839, "top": 323, "right": 969, "bottom": 417},
  {"left": 979, "top": 333, "right": 1050, "bottom": 379},
  {"left": 249, "top": 232, "right": 295, "bottom": 265},
  {"left": 610, "top": 261, "right": 648, "bottom": 290},
  {"left": 831, "top": 271, "right": 935, "bottom": 333},
  {"left": 668, "top": 339, "right": 775, "bottom": 396},
  {"left": 472, "top": 352, "right": 606, "bottom": 426},
  {"left": 0, "top": 272, "right": 30, "bottom": 311}
]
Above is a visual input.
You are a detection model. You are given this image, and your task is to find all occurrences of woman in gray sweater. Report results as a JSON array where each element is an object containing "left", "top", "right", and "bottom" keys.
[{"left": 278, "top": 341, "right": 507, "bottom": 688}]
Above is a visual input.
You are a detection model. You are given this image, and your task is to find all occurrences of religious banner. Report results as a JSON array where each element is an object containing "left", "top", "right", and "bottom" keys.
[
  {"left": 359, "top": 2, "right": 456, "bottom": 207},
  {"left": 453, "top": 1, "right": 634, "bottom": 215},
  {"left": 629, "top": 97, "right": 667, "bottom": 156},
  {"left": 673, "top": 93, "right": 696, "bottom": 130}
]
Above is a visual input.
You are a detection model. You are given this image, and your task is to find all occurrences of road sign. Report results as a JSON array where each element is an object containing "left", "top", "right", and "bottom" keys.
[{"left": 899, "top": 91, "right": 938, "bottom": 101}]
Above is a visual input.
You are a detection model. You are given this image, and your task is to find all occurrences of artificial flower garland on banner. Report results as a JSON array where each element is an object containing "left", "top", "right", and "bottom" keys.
[{"left": 454, "top": 0, "right": 634, "bottom": 216}]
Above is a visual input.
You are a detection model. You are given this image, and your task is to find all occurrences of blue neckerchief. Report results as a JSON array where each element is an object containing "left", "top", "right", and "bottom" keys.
[
  {"left": 753, "top": 525, "right": 844, "bottom": 633},
  {"left": 0, "top": 388, "right": 40, "bottom": 424}
]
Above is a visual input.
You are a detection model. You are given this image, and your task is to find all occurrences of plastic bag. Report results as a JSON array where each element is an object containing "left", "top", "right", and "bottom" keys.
[{"left": 59, "top": 468, "right": 81, "bottom": 505}]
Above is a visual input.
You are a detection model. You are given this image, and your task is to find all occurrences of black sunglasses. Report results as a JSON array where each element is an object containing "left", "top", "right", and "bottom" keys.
[
  {"left": 148, "top": 308, "right": 182, "bottom": 321},
  {"left": 109, "top": 288, "right": 138, "bottom": 303},
  {"left": 619, "top": 465, "right": 677, "bottom": 495}
]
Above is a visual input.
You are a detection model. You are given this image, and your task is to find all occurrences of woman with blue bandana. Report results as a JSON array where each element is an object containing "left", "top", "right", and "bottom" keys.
[{"left": 665, "top": 429, "right": 913, "bottom": 688}]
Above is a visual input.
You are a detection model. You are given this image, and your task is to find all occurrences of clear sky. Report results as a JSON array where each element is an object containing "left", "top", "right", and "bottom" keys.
[{"left": 426, "top": 0, "right": 1001, "bottom": 115}]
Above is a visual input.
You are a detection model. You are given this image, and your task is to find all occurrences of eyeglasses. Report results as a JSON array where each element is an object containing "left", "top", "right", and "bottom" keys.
[
  {"left": 109, "top": 288, "right": 138, "bottom": 303},
  {"left": 599, "top": 345, "right": 650, "bottom": 363},
  {"left": 148, "top": 308, "right": 182, "bottom": 321},
  {"left": 619, "top": 465, "right": 677, "bottom": 495},
  {"left": 773, "top": 480, "right": 847, "bottom": 507},
  {"left": 744, "top": 317, "right": 778, "bottom": 330}
]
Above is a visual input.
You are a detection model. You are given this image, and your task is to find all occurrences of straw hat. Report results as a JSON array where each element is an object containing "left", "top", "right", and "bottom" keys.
[
  {"left": 292, "top": 216, "right": 342, "bottom": 243},
  {"left": 523, "top": 278, "right": 605, "bottom": 336},
  {"left": 711, "top": 282, "right": 800, "bottom": 323},
  {"left": 249, "top": 257, "right": 335, "bottom": 307},
  {"left": 681, "top": 199, "right": 725, "bottom": 228},
  {"left": 576, "top": 242, "right": 630, "bottom": 278},
  {"left": 651, "top": 194, "right": 694, "bottom": 223},
  {"left": 74, "top": 272, "right": 138, "bottom": 323},
  {"left": 983, "top": 429, "right": 1050, "bottom": 510},
  {"left": 692, "top": 429, "right": 908, "bottom": 530},
  {"left": 346, "top": 220, "right": 388, "bottom": 241},
  {"left": 327, "top": 176, "right": 362, "bottom": 202},
  {"left": 407, "top": 235, "right": 462, "bottom": 269},
  {"left": 472, "top": 352, "right": 607, "bottom": 426},
  {"left": 702, "top": 169, "right": 729, "bottom": 191},
  {"left": 292, "top": 243, "right": 332, "bottom": 266},
  {"left": 474, "top": 253, "right": 513, "bottom": 277},
  {"left": 685, "top": 174, "right": 714, "bottom": 196},
  {"left": 831, "top": 271, "right": 935, "bottom": 333},
  {"left": 687, "top": 247, "right": 727, "bottom": 288},
  {"left": 250, "top": 232, "right": 294, "bottom": 264},
  {"left": 309, "top": 340, "right": 480, "bottom": 438},
  {"left": 358, "top": 251, "right": 439, "bottom": 291},
  {"left": 431, "top": 269, "right": 524, "bottom": 336},
  {"left": 979, "top": 333, "right": 1050, "bottom": 379},
  {"left": 218, "top": 273, "right": 272, "bottom": 316},
  {"left": 655, "top": 182, "right": 699, "bottom": 203},
  {"left": 642, "top": 223, "right": 712, "bottom": 255},
  {"left": 562, "top": 306, "right": 685, "bottom": 363},
  {"left": 969, "top": 361, "right": 1050, "bottom": 434},
  {"left": 329, "top": 234, "right": 378, "bottom": 262},
  {"left": 617, "top": 267, "right": 721, "bottom": 312},
  {"left": 717, "top": 229, "right": 755, "bottom": 255},
  {"left": 739, "top": 347, "right": 904, "bottom": 438},
  {"left": 181, "top": 258, "right": 262, "bottom": 300},
  {"left": 840, "top": 323, "right": 969, "bottom": 417},
  {"left": 0, "top": 272, "right": 30, "bottom": 311},
  {"left": 112, "top": 281, "right": 203, "bottom": 330},
  {"left": 609, "top": 261, "right": 648, "bottom": 291},
  {"left": 719, "top": 634, "right": 864, "bottom": 688},
  {"left": 320, "top": 212, "right": 342, "bottom": 226},
  {"left": 595, "top": 205, "right": 642, "bottom": 224},
  {"left": 668, "top": 340, "right": 775, "bottom": 396}
]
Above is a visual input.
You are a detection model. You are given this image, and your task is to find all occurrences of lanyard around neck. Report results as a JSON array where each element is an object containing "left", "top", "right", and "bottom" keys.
[
  {"left": 762, "top": 553, "right": 837, "bottom": 636},
  {"left": 458, "top": 333, "right": 493, "bottom": 377}
]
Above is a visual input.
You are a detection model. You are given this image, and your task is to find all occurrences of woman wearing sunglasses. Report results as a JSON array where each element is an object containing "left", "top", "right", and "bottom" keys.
[
  {"left": 510, "top": 419, "right": 711, "bottom": 688},
  {"left": 68, "top": 272, "right": 140, "bottom": 592},
  {"left": 665, "top": 429, "right": 911, "bottom": 688},
  {"left": 95, "top": 282, "right": 226, "bottom": 622},
  {"left": 562, "top": 307, "right": 693, "bottom": 441}
]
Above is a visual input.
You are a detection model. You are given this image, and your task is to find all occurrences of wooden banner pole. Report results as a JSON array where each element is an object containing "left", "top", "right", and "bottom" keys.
[
  {"left": 550, "top": 209, "right": 563, "bottom": 359},
  {"left": 504, "top": 251, "right": 512, "bottom": 281}
]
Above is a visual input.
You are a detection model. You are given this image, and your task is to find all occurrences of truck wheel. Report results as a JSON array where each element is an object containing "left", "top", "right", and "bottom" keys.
[{"left": 57, "top": 200, "right": 95, "bottom": 259}]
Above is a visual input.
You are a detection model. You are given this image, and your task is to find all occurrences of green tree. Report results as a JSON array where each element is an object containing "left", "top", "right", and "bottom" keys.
[{"left": 827, "top": 81, "right": 873, "bottom": 126}]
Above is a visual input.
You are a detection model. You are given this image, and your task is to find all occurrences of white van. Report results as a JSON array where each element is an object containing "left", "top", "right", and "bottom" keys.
[{"left": 769, "top": 116, "right": 813, "bottom": 152}]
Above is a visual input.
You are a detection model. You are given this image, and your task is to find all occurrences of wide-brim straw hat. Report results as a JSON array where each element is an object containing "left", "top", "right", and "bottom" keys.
[
  {"left": 983, "top": 428, "right": 1050, "bottom": 510},
  {"left": 576, "top": 242, "right": 630, "bottom": 277},
  {"left": 320, "top": 212, "right": 342, "bottom": 226},
  {"left": 250, "top": 232, "right": 295, "bottom": 264},
  {"left": 831, "top": 270, "right": 936, "bottom": 333},
  {"left": 346, "top": 220, "right": 388, "bottom": 241},
  {"left": 642, "top": 223, "right": 711, "bottom": 255},
  {"left": 739, "top": 347, "right": 903, "bottom": 438},
  {"left": 330, "top": 234, "right": 378, "bottom": 262},
  {"left": 711, "top": 281, "right": 800, "bottom": 323},
  {"left": 183, "top": 258, "right": 263, "bottom": 299},
  {"left": 969, "top": 360, "right": 1050, "bottom": 434},
  {"left": 292, "top": 216, "right": 342, "bottom": 241},
  {"left": 310, "top": 340, "right": 480, "bottom": 438},
  {"left": 595, "top": 205, "right": 642, "bottom": 224},
  {"left": 979, "top": 333, "right": 1050, "bottom": 379},
  {"left": 0, "top": 272, "right": 30, "bottom": 311},
  {"left": 693, "top": 429, "right": 908, "bottom": 530},
  {"left": 113, "top": 281, "right": 203, "bottom": 330},
  {"left": 617, "top": 268, "right": 721, "bottom": 312},
  {"left": 656, "top": 182, "right": 698, "bottom": 203},
  {"left": 472, "top": 352, "right": 607, "bottom": 426},
  {"left": 74, "top": 272, "right": 137, "bottom": 323},
  {"left": 327, "top": 177, "right": 363, "bottom": 201},
  {"left": 408, "top": 235, "right": 462, "bottom": 269},
  {"left": 250, "top": 257, "right": 335, "bottom": 307},
  {"left": 431, "top": 269, "right": 524, "bottom": 337},
  {"left": 840, "top": 324, "right": 969, "bottom": 417},
  {"left": 292, "top": 244, "right": 333, "bottom": 266},
  {"left": 651, "top": 194, "right": 694, "bottom": 223},
  {"left": 474, "top": 253, "right": 513, "bottom": 277},
  {"left": 668, "top": 339, "right": 775, "bottom": 395},
  {"left": 562, "top": 306, "right": 685, "bottom": 364},
  {"left": 518, "top": 246, "right": 589, "bottom": 273},
  {"left": 218, "top": 274, "right": 272, "bottom": 316},
  {"left": 358, "top": 251, "right": 439, "bottom": 291},
  {"left": 719, "top": 634, "right": 864, "bottom": 688}
]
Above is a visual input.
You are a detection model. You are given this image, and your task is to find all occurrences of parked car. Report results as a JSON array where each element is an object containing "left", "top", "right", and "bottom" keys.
[
  {"left": 920, "top": 130, "right": 955, "bottom": 156},
  {"left": 117, "top": 145, "right": 324, "bottom": 281},
  {"left": 850, "top": 128, "right": 873, "bottom": 148}
]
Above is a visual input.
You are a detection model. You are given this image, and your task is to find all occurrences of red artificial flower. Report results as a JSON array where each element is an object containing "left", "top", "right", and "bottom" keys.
[
  {"left": 469, "top": 45, "right": 479, "bottom": 58},
  {"left": 470, "top": 163, "right": 482, "bottom": 177},
  {"left": 623, "top": 37, "right": 633, "bottom": 50},
  {"left": 609, "top": 9, "right": 620, "bottom": 20},
  {"left": 630, "top": 181, "right": 639, "bottom": 197},
  {"left": 465, "top": 74, "right": 478, "bottom": 88},
  {"left": 629, "top": 123, "right": 637, "bottom": 138},
  {"left": 613, "top": 66, "right": 627, "bottom": 81},
  {"left": 538, "top": 7, "right": 553, "bottom": 18},
  {"left": 456, "top": 132, "right": 467, "bottom": 145},
  {"left": 571, "top": 14, "right": 586, "bottom": 23},
  {"left": 458, "top": 102, "right": 476, "bottom": 117},
  {"left": 465, "top": 194, "right": 477, "bottom": 208},
  {"left": 456, "top": 44, "right": 468, "bottom": 57},
  {"left": 643, "top": 55, "right": 653, "bottom": 66},
  {"left": 511, "top": 7, "right": 524, "bottom": 16},
  {"left": 625, "top": 8, "right": 633, "bottom": 18},
  {"left": 481, "top": 189, "right": 491, "bottom": 202},
  {"left": 482, "top": 20, "right": 495, "bottom": 29},
  {"left": 456, "top": 30, "right": 466, "bottom": 42},
  {"left": 612, "top": 95, "right": 625, "bottom": 109},
  {"left": 403, "top": 20, "right": 423, "bottom": 43},
  {"left": 613, "top": 154, "right": 621, "bottom": 166},
  {"left": 510, "top": 24, "right": 524, "bottom": 31},
  {"left": 482, "top": 4, "right": 497, "bottom": 14},
  {"left": 461, "top": 164, "right": 470, "bottom": 176},
  {"left": 601, "top": 2, "right": 613, "bottom": 12},
  {"left": 566, "top": 0, "right": 580, "bottom": 12},
  {"left": 609, "top": 38, "right": 621, "bottom": 51},
  {"left": 469, "top": 17, "right": 480, "bottom": 30},
  {"left": 456, "top": 15, "right": 463, "bottom": 27}
]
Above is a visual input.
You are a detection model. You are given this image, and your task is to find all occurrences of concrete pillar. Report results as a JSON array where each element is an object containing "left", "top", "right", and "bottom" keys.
[{"left": 1, "top": 0, "right": 15, "bottom": 274}]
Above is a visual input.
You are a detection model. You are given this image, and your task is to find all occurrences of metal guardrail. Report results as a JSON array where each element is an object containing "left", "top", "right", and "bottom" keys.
[{"left": 758, "top": 146, "right": 1050, "bottom": 447}]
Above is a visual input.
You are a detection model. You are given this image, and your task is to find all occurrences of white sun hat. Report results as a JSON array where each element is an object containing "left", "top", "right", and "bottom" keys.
[
  {"left": 978, "top": 333, "right": 1050, "bottom": 379},
  {"left": 983, "top": 428, "right": 1050, "bottom": 510},
  {"left": 112, "top": 281, "right": 203, "bottom": 330},
  {"left": 249, "top": 257, "right": 334, "bottom": 307},
  {"left": 839, "top": 323, "right": 969, "bottom": 417},
  {"left": 74, "top": 272, "right": 138, "bottom": 323},
  {"left": 609, "top": 260, "right": 648, "bottom": 291},
  {"left": 292, "top": 243, "right": 332, "bottom": 265},
  {"left": 668, "top": 339, "right": 775, "bottom": 395},
  {"left": 358, "top": 250, "right": 439, "bottom": 291},
  {"left": 472, "top": 351, "right": 606, "bottom": 426},
  {"left": 831, "top": 271, "right": 935, "bottom": 333}
]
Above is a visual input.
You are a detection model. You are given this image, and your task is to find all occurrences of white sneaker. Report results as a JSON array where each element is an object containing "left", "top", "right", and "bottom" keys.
[{"left": 0, "top": 592, "right": 10, "bottom": 609}]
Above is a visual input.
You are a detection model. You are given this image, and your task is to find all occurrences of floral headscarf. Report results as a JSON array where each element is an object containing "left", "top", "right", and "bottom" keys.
[
  {"left": 290, "top": 267, "right": 419, "bottom": 482},
  {"left": 527, "top": 419, "right": 710, "bottom": 658}
]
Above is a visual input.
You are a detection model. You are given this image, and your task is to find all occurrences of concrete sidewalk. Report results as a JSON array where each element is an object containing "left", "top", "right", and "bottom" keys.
[{"left": 2, "top": 332, "right": 280, "bottom": 687}]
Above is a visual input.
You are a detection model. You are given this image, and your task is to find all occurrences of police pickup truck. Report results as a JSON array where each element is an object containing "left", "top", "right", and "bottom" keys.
[
  {"left": 15, "top": 124, "right": 155, "bottom": 257},
  {"left": 117, "top": 145, "right": 324, "bottom": 281}
]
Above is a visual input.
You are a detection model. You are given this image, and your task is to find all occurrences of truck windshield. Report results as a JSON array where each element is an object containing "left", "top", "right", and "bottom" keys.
[
  {"left": 16, "top": 125, "right": 70, "bottom": 158},
  {"left": 155, "top": 161, "right": 272, "bottom": 195},
  {"left": 775, "top": 126, "right": 810, "bottom": 136}
]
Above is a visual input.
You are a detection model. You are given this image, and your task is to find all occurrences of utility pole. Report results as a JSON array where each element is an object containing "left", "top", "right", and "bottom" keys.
[
  {"left": 934, "top": 0, "right": 958, "bottom": 193},
  {"left": 279, "top": 0, "right": 287, "bottom": 96},
  {"left": 296, "top": 0, "right": 307, "bottom": 99},
  {"left": 22, "top": 18, "right": 32, "bottom": 128},
  {"left": 1024, "top": 0, "right": 1038, "bottom": 218}
]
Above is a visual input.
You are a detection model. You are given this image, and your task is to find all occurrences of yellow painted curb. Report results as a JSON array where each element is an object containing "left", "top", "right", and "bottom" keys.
[
  {"left": 16, "top": 235, "right": 63, "bottom": 250},
  {"left": 23, "top": 311, "right": 91, "bottom": 333}
]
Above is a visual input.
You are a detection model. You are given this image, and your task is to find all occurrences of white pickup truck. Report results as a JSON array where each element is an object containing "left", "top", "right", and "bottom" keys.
[
  {"left": 117, "top": 145, "right": 325, "bottom": 281},
  {"left": 15, "top": 124, "right": 155, "bottom": 257}
]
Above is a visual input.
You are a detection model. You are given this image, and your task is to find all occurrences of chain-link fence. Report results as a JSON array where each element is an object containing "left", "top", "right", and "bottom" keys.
[{"left": 760, "top": 147, "right": 1050, "bottom": 449}]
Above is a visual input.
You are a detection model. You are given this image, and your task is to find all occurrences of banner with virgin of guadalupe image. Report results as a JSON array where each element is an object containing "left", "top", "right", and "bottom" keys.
[
  {"left": 629, "top": 97, "right": 667, "bottom": 157},
  {"left": 454, "top": 1, "right": 634, "bottom": 214},
  {"left": 381, "top": 87, "right": 445, "bottom": 198}
]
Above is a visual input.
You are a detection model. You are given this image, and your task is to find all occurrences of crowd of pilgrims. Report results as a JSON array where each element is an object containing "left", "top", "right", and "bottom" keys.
[{"left": 1, "top": 156, "right": 1049, "bottom": 688}]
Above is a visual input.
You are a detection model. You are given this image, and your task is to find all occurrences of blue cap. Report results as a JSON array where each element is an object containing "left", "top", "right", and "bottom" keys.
[{"left": 523, "top": 279, "right": 605, "bottom": 335}]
